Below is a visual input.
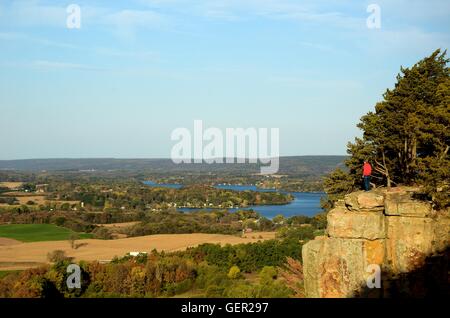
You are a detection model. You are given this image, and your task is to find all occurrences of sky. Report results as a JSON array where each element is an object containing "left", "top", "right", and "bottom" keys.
[{"left": 0, "top": 0, "right": 449, "bottom": 160}]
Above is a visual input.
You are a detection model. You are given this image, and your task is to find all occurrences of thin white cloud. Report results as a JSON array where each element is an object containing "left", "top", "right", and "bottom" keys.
[
  {"left": 2, "top": 0, "right": 67, "bottom": 27},
  {"left": 362, "top": 27, "right": 450, "bottom": 57},
  {"left": 103, "top": 9, "right": 165, "bottom": 27},
  {"left": 0, "top": 60, "right": 104, "bottom": 71},
  {"left": 0, "top": 1, "right": 168, "bottom": 39},
  {"left": 0, "top": 31, "right": 160, "bottom": 61},
  {"left": 0, "top": 32, "right": 81, "bottom": 50},
  {"left": 135, "top": 0, "right": 449, "bottom": 52},
  {"left": 32, "top": 60, "right": 106, "bottom": 71},
  {"left": 100, "top": 9, "right": 168, "bottom": 40},
  {"left": 1, "top": 0, "right": 448, "bottom": 57},
  {"left": 0, "top": 31, "right": 162, "bottom": 72},
  {"left": 137, "top": 0, "right": 364, "bottom": 28},
  {"left": 375, "top": 0, "right": 450, "bottom": 21}
]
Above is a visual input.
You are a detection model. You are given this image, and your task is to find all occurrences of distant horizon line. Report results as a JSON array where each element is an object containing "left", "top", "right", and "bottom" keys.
[{"left": 0, "top": 155, "right": 348, "bottom": 161}]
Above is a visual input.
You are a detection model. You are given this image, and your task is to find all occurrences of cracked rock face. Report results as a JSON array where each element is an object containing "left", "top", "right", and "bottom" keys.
[
  {"left": 327, "top": 207, "right": 386, "bottom": 240},
  {"left": 302, "top": 188, "right": 450, "bottom": 298},
  {"left": 303, "top": 237, "right": 385, "bottom": 298},
  {"left": 384, "top": 192, "right": 433, "bottom": 217},
  {"left": 344, "top": 191, "right": 385, "bottom": 211}
]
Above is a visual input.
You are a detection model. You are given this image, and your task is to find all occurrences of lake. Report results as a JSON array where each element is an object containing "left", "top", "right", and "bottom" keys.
[
  {"left": 143, "top": 181, "right": 325, "bottom": 218},
  {"left": 143, "top": 180, "right": 183, "bottom": 189}
]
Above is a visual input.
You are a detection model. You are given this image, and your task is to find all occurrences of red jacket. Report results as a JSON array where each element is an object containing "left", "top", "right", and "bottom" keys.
[{"left": 363, "top": 162, "right": 372, "bottom": 176}]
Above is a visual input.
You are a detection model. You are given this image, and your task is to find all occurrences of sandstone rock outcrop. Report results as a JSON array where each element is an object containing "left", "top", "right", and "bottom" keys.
[
  {"left": 344, "top": 191, "right": 385, "bottom": 211},
  {"left": 303, "top": 237, "right": 385, "bottom": 297},
  {"left": 302, "top": 187, "right": 450, "bottom": 298},
  {"left": 327, "top": 207, "right": 385, "bottom": 240}
]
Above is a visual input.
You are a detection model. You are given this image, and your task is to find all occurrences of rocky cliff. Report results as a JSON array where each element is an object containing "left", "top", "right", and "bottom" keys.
[{"left": 302, "top": 187, "right": 450, "bottom": 297}]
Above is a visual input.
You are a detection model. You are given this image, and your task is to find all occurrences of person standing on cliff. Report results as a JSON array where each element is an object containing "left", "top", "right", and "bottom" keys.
[{"left": 362, "top": 161, "right": 372, "bottom": 191}]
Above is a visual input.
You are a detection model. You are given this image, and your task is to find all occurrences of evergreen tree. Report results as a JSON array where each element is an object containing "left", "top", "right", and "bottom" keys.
[{"left": 324, "top": 49, "right": 449, "bottom": 208}]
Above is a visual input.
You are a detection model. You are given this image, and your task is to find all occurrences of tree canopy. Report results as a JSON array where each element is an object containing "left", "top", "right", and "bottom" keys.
[{"left": 324, "top": 49, "right": 449, "bottom": 208}]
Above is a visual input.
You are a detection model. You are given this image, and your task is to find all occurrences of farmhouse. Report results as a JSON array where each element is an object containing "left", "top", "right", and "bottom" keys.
[{"left": 35, "top": 184, "right": 49, "bottom": 193}]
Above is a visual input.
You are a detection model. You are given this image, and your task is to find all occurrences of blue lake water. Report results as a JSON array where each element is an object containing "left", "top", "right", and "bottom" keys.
[
  {"left": 143, "top": 180, "right": 183, "bottom": 189},
  {"left": 143, "top": 181, "right": 324, "bottom": 218}
]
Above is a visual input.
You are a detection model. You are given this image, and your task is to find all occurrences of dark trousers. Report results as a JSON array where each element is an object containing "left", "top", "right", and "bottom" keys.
[{"left": 363, "top": 176, "right": 371, "bottom": 191}]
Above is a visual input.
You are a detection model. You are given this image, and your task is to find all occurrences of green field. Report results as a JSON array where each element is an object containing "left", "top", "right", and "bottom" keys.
[{"left": 0, "top": 224, "right": 92, "bottom": 242}]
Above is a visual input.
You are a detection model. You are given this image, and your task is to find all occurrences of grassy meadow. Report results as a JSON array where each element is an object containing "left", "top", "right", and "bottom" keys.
[{"left": 0, "top": 224, "right": 92, "bottom": 242}]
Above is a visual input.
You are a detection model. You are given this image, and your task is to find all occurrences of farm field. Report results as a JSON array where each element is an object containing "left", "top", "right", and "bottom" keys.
[
  {"left": 96, "top": 221, "right": 140, "bottom": 228},
  {"left": 0, "top": 224, "right": 92, "bottom": 242},
  {"left": 0, "top": 192, "right": 79, "bottom": 206},
  {"left": 0, "top": 232, "right": 276, "bottom": 270},
  {"left": 14, "top": 195, "right": 47, "bottom": 205},
  {"left": 0, "top": 182, "right": 23, "bottom": 189}
]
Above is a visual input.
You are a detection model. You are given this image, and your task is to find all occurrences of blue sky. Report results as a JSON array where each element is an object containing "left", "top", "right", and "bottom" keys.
[{"left": 0, "top": 0, "right": 449, "bottom": 159}]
